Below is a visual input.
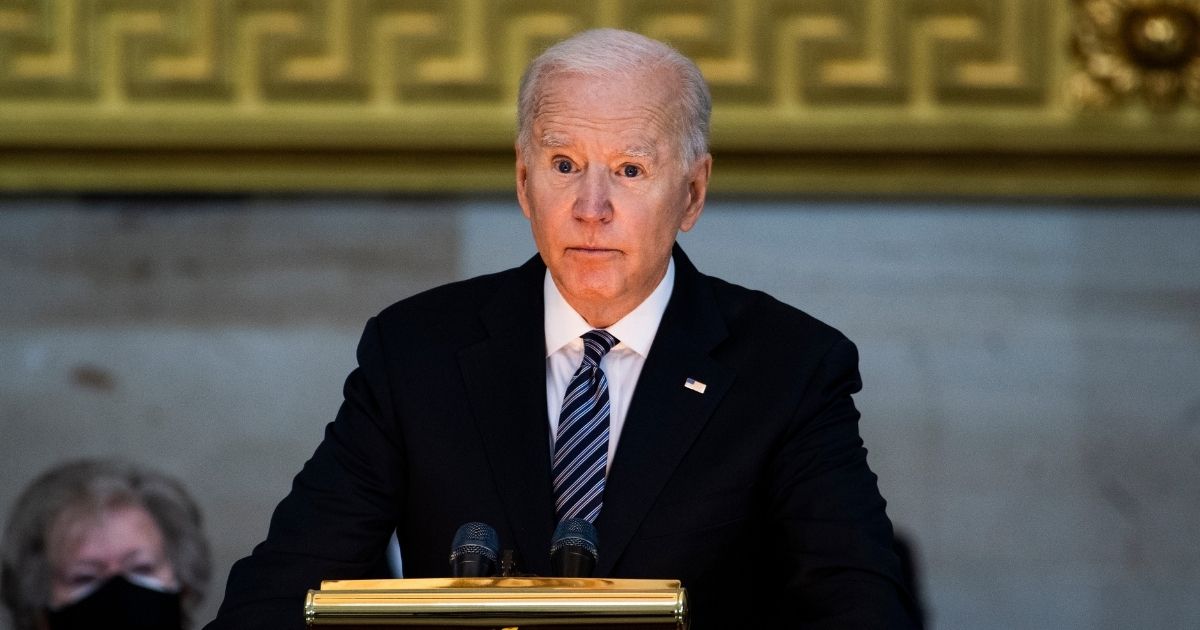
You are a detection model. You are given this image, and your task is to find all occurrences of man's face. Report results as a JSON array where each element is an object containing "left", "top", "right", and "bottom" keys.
[{"left": 516, "top": 69, "right": 711, "bottom": 327}]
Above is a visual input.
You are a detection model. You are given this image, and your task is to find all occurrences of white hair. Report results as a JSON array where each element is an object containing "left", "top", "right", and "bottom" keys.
[{"left": 517, "top": 28, "right": 712, "bottom": 169}]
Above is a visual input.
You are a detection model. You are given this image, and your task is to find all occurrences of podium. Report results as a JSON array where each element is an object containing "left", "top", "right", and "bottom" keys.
[{"left": 305, "top": 577, "right": 687, "bottom": 629}]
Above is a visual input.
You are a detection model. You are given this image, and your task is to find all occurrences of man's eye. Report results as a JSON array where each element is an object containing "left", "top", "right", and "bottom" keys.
[
  {"left": 621, "top": 164, "right": 642, "bottom": 178},
  {"left": 554, "top": 160, "right": 574, "bottom": 174}
]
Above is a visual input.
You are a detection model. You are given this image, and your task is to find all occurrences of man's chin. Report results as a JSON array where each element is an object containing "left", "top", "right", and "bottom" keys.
[
  {"left": 560, "top": 281, "right": 622, "bottom": 304},
  {"left": 554, "top": 270, "right": 626, "bottom": 303}
]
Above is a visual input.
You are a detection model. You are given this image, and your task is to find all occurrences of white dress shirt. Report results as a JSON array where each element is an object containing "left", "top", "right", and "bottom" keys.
[{"left": 543, "top": 258, "right": 675, "bottom": 472}]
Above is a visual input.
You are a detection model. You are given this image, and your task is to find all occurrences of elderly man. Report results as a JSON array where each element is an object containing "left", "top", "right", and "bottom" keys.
[{"left": 208, "top": 29, "right": 917, "bottom": 629}]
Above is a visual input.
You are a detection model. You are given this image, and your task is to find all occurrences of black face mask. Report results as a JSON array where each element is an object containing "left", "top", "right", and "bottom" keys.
[{"left": 45, "top": 574, "right": 183, "bottom": 630}]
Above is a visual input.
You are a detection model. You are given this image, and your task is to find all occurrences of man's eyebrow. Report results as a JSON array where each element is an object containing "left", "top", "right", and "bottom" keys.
[
  {"left": 539, "top": 133, "right": 655, "bottom": 158},
  {"left": 539, "top": 132, "right": 570, "bottom": 148}
]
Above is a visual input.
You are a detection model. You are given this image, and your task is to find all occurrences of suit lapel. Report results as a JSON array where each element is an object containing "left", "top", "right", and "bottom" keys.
[
  {"left": 595, "top": 247, "right": 733, "bottom": 575},
  {"left": 457, "top": 256, "right": 556, "bottom": 575}
]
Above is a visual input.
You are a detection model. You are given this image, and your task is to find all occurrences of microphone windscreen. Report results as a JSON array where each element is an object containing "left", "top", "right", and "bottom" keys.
[
  {"left": 550, "top": 518, "right": 598, "bottom": 560},
  {"left": 450, "top": 521, "right": 500, "bottom": 562}
]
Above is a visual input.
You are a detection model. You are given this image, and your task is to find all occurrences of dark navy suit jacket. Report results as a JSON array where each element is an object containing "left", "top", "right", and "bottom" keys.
[{"left": 208, "top": 246, "right": 918, "bottom": 629}]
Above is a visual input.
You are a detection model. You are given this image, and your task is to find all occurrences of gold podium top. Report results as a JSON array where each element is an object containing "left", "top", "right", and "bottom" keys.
[{"left": 305, "top": 577, "right": 687, "bottom": 628}]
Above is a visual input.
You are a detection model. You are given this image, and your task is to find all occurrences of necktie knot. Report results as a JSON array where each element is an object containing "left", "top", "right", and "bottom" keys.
[{"left": 580, "top": 329, "right": 618, "bottom": 367}]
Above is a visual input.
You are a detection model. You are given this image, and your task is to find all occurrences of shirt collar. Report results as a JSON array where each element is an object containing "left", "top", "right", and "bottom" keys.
[{"left": 544, "top": 257, "right": 675, "bottom": 358}]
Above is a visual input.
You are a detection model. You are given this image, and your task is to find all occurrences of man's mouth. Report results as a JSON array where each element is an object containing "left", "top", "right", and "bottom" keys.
[{"left": 568, "top": 246, "right": 618, "bottom": 254}]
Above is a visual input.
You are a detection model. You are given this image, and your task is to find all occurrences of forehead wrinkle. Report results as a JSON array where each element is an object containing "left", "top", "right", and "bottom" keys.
[{"left": 533, "top": 86, "right": 679, "bottom": 137}]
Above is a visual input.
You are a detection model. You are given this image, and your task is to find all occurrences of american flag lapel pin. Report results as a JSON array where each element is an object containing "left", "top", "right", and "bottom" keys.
[{"left": 684, "top": 377, "right": 707, "bottom": 394}]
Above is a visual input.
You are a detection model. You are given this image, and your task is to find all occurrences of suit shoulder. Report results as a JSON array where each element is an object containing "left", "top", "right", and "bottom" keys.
[{"left": 704, "top": 274, "right": 850, "bottom": 349}]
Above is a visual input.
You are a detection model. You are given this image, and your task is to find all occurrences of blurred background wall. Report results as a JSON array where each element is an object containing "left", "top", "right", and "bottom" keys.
[
  {"left": 2, "top": 2, "right": 1199, "bottom": 629},
  {"left": 4, "top": 195, "right": 1198, "bottom": 629}
]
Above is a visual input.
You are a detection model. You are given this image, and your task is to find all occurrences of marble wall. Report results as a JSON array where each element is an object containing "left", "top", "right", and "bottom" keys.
[{"left": 2, "top": 196, "right": 1198, "bottom": 628}]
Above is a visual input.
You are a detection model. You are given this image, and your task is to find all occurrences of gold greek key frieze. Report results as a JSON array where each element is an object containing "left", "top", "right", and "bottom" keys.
[
  {"left": 0, "top": 0, "right": 511, "bottom": 104},
  {"left": 0, "top": 1, "right": 1052, "bottom": 107},
  {"left": 0, "top": 1, "right": 1197, "bottom": 196}
]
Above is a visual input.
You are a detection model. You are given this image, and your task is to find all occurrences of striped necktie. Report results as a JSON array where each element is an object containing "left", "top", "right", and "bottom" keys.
[{"left": 552, "top": 329, "right": 619, "bottom": 523}]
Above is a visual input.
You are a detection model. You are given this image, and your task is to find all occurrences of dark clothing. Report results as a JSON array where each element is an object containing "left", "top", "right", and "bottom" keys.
[{"left": 208, "top": 246, "right": 917, "bottom": 629}]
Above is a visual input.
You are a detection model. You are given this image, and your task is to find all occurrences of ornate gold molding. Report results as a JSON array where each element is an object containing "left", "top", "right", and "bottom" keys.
[
  {"left": 1, "top": 1, "right": 1198, "bottom": 197},
  {"left": 1072, "top": 0, "right": 1200, "bottom": 110}
]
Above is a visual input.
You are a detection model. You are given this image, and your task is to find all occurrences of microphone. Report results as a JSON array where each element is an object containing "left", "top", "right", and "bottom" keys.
[
  {"left": 550, "top": 518, "right": 598, "bottom": 577},
  {"left": 449, "top": 522, "right": 500, "bottom": 577}
]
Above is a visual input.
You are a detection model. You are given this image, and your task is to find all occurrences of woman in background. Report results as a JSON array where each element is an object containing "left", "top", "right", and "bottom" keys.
[{"left": 1, "top": 459, "right": 211, "bottom": 630}]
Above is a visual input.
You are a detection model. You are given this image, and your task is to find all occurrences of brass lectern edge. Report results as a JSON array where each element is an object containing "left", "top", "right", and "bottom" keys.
[{"left": 316, "top": 578, "right": 683, "bottom": 591}]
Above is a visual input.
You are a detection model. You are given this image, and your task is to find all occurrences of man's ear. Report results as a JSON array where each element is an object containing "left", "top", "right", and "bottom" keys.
[
  {"left": 515, "top": 145, "right": 532, "bottom": 219},
  {"left": 679, "top": 153, "right": 712, "bottom": 233}
]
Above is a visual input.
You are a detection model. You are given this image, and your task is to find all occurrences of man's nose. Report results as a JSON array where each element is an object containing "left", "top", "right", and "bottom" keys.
[{"left": 572, "top": 168, "right": 613, "bottom": 222}]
